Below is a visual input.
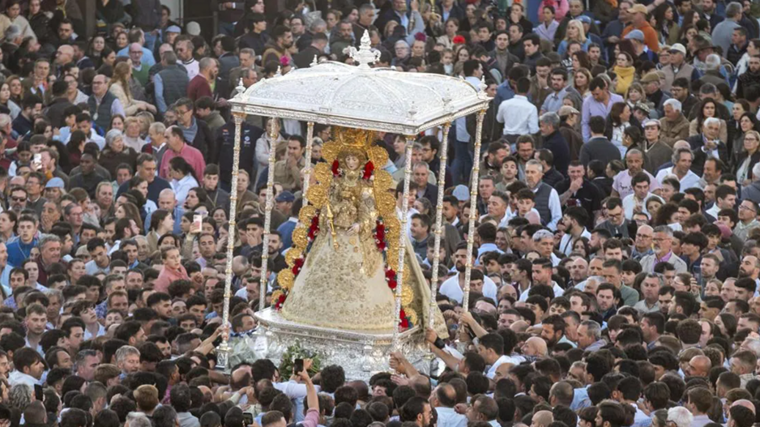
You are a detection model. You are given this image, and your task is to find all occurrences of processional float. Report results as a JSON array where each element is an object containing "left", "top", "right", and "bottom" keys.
[{"left": 215, "top": 32, "right": 491, "bottom": 379}]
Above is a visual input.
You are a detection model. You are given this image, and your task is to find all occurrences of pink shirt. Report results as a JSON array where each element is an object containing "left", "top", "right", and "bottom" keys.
[{"left": 160, "top": 143, "right": 206, "bottom": 181}]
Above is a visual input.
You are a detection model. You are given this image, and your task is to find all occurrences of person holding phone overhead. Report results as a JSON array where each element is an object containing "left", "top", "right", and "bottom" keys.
[{"left": 259, "top": 359, "right": 319, "bottom": 427}]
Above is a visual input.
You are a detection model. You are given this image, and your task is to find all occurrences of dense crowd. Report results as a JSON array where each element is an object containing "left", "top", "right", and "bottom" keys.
[{"left": 5, "top": 2, "right": 760, "bottom": 427}]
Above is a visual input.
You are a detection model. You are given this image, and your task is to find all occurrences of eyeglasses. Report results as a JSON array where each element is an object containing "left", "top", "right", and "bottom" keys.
[{"left": 10, "top": 196, "right": 25, "bottom": 202}]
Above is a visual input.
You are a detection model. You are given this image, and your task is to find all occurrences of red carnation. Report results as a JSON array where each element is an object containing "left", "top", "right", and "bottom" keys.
[
  {"left": 292, "top": 264, "right": 301, "bottom": 275},
  {"left": 363, "top": 161, "right": 374, "bottom": 180},
  {"left": 332, "top": 160, "right": 341, "bottom": 177},
  {"left": 376, "top": 227, "right": 385, "bottom": 241},
  {"left": 377, "top": 241, "right": 386, "bottom": 251},
  {"left": 399, "top": 309, "right": 409, "bottom": 329},
  {"left": 388, "top": 278, "right": 397, "bottom": 289},
  {"left": 452, "top": 35, "right": 465, "bottom": 45},
  {"left": 311, "top": 216, "right": 319, "bottom": 227},
  {"left": 386, "top": 270, "right": 396, "bottom": 280},
  {"left": 294, "top": 258, "right": 304, "bottom": 269},
  {"left": 307, "top": 227, "right": 317, "bottom": 239}
]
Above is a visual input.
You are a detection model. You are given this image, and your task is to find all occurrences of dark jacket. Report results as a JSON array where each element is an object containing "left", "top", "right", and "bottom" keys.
[
  {"left": 293, "top": 45, "right": 321, "bottom": 69},
  {"left": 540, "top": 130, "right": 570, "bottom": 176},
  {"left": 44, "top": 97, "right": 73, "bottom": 129},
  {"left": 737, "top": 69, "right": 760, "bottom": 99},
  {"left": 688, "top": 134, "right": 729, "bottom": 177},
  {"left": 734, "top": 150, "right": 760, "bottom": 180},
  {"left": 580, "top": 136, "right": 621, "bottom": 168},
  {"left": 237, "top": 31, "right": 269, "bottom": 56},
  {"left": 187, "top": 118, "right": 215, "bottom": 164},
  {"left": 130, "top": 0, "right": 162, "bottom": 30},
  {"left": 560, "top": 123, "right": 584, "bottom": 161},
  {"left": 216, "top": 120, "right": 263, "bottom": 185}
]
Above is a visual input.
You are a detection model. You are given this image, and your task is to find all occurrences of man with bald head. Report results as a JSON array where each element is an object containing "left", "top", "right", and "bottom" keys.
[
  {"left": 429, "top": 383, "right": 467, "bottom": 427},
  {"left": 143, "top": 188, "right": 183, "bottom": 236},
  {"left": 632, "top": 224, "right": 654, "bottom": 260},
  {"left": 569, "top": 257, "right": 588, "bottom": 287},
  {"left": 531, "top": 410, "right": 553, "bottom": 427},
  {"left": 521, "top": 337, "right": 548, "bottom": 358},
  {"left": 56, "top": 45, "right": 74, "bottom": 70},
  {"left": 128, "top": 43, "right": 150, "bottom": 86},
  {"left": 686, "top": 355, "right": 712, "bottom": 378}
]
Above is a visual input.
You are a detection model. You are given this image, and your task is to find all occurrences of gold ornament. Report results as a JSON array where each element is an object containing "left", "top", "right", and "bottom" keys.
[
  {"left": 299, "top": 206, "right": 318, "bottom": 225},
  {"left": 400, "top": 284, "right": 413, "bottom": 306},
  {"left": 307, "top": 184, "right": 328, "bottom": 209},
  {"left": 285, "top": 249, "right": 302, "bottom": 266},
  {"left": 375, "top": 192, "right": 396, "bottom": 216},
  {"left": 368, "top": 146, "right": 389, "bottom": 167},
  {"left": 271, "top": 290, "right": 284, "bottom": 303},
  {"left": 313, "top": 162, "right": 332, "bottom": 184},
  {"left": 373, "top": 170, "right": 394, "bottom": 195},
  {"left": 277, "top": 269, "right": 295, "bottom": 290},
  {"left": 292, "top": 227, "right": 309, "bottom": 250}
]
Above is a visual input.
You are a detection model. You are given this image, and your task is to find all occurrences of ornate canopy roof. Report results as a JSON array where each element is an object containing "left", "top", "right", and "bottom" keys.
[{"left": 229, "top": 32, "right": 491, "bottom": 135}]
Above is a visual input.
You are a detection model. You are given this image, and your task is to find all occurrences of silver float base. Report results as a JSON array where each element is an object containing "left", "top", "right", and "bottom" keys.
[{"left": 252, "top": 308, "right": 434, "bottom": 381}]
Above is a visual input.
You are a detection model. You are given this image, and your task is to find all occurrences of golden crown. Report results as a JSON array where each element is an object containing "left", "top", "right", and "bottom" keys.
[{"left": 322, "top": 127, "right": 376, "bottom": 163}]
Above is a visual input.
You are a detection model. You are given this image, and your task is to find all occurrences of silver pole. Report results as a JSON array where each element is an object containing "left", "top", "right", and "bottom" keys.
[
  {"left": 462, "top": 111, "right": 486, "bottom": 313},
  {"left": 429, "top": 124, "right": 450, "bottom": 327},
  {"left": 259, "top": 119, "right": 280, "bottom": 312},
  {"left": 392, "top": 135, "right": 415, "bottom": 351},
  {"left": 303, "top": 122, "right": 315, "bottom": 204},
  {"left": 215, "top": 113, "right": 244, "bottom": 371}
]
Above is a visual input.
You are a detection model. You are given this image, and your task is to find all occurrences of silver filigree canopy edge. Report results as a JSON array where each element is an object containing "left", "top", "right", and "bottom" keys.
[{"left": 230, "top": 53, "right": 491, "bottom": 134}]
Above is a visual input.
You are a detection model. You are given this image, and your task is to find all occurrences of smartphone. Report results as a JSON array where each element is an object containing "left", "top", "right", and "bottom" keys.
[
  {"left": 293, "top": 358, "right": 303, "bottom": 374},
  {"left": 243, "top": 413, "right": 254, "bottom": 426},
  {"left": 34, "top": 384, "right": 43, "bottom": 401},
  {"left": 193, "top": 214, "right": 203, "bottom": 233},
  {"left": 32, "top": 153, "right": 41, "bottom": 168}
]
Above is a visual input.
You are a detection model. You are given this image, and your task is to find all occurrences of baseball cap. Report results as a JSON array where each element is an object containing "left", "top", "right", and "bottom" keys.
[
  {"left": 640, "top": 72, "right": 660, "bottom": 83},
  {"left": 166, "top": 25, "right": 181, "bottom": 34},
  {"left": 669, "top": 43, "right": 687, "bottom": 55},
  {"left": 275, "top": 191, "right": 295, "bottom": 203},
  {"left": 624, "top": 30, "right": 645, "bottom": 42},
  {"left": 558, "top": 106, "right": 579, "bottom": 117},
  {"left": 644, "top": 119, "right": 660, "bottom": 128},
  {"left": 452, "top": 185, "right": 469, "bottom": 202},
  {"left": 45, "top": 177, "right": 64, "bottom": 189},
  {"left": 577, "top": 15, "right": 592, "bottom": 24}
]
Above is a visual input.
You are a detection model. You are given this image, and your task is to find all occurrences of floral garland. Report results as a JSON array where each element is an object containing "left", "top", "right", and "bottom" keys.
[
  {"left": 273, "top": 211, "right": 320, "bottom": 310},
  {"left": 375, "top": 217, "right": 411, "bottom": 330}
]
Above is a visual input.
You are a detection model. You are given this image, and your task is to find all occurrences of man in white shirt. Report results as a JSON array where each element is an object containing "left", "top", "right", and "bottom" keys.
[
  {"left": 496, "top": 77, "right": 538, "bottom": 145},
  {"left": 705, "top": 184, "right": 737, "bottom": 219},
  {"left": 558, "top": 206, "right": 591, "bottom": 256},
  {"left": 8, "top": 348, "right": 44, "bottom": 387},
  {"left": 520, "top": 258, "right": 565, "bottom": 301},
  {"left": 431, "top": 384, "right": 468, "bottom": 427},
  {"left": 655, "top": 147, "right": 700, "bottom": 190},
  {"left": 439, "top": 245, "right": 498, "bottom": 303},
  {"left": 623, "top": 172, "right": 657, "bottom": 220}
]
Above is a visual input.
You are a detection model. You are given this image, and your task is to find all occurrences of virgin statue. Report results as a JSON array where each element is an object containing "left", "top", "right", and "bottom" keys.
[{"left": 277, "top": 127, "right": 445, "bottom": 335}]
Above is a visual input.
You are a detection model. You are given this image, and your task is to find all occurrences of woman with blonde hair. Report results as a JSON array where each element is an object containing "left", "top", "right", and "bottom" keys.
[
  {"left": 108, "top": 61, "right": 156, "bottom": 116},
  {"left": 557, "top": 20, "right": 590, "bottom": 58}
]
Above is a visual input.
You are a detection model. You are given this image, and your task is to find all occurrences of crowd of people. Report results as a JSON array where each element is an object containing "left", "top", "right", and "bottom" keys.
[{"left": 6, "top": 1, "right": 760, "bottom": 427}]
